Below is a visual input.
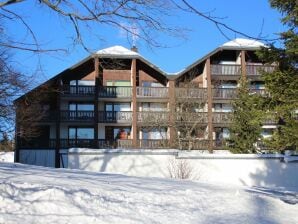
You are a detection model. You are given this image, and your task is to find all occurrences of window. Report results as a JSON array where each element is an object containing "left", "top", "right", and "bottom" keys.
[
  {"left": 142, "top": 81, "right": 164, "bottom": 87},
  {"left": 105, "top": 103, "right": 130, "bottom": 112},
  {"left": 106, "top": 80, "right": 131, "bottom": 86},
  {"left": 68, "top": 127, "right": 94, "bottom": 139},
  {"left": 69, "top": 103, "right": 94, "bottom": 111},
  {"left": 141, "top": 103, "right": 167, "bottom": 111},
  {"left": 70, "top": 80, "right": 95, "bottom": 86},
  {"left": 142, "top": 128, "right": 167, "bottom": 140}
]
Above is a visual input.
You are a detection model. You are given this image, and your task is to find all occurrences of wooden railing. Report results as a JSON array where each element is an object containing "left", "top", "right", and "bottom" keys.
[
  {"left": 178, "top": 139, "right": 209, "bottom": 150},
  {"left": 60, "top": 110, "right": 94, "bottom": 121},
  {"left": 59, "top": 139, "right": 116, "bottom": 148},
  {"left": 137, "top": 111, "right": 169, "bottom": 123},
  {"left": 18, "top": 139, "right": 57, "bottom": 149},
  {"left": 175, "top": 88, "right": 207, "bottom": 99},
  {"left": 117, "top": 139, "right": 133, "bottom": 149},
  {"left": 98, "top": 86, "right": 132, "bottom": 98},
  {"left": 212, "top": 112, "right": 232, "bottom": 124},
  {"left": 212, "top": 88, "right": 237, "bottom": 99},
  {"left": 246, "top": 64, "right": 275, "bottom": 76},
  {"left": 137, "top": 139, "right": 169, "bottom": 149},
  {"left": 211, "top": 64, "right": 241, "bottom": 76},
  {"left": 98, "top": 111, "right": 132, "bottom": 123},
  {"left": 62, "top": 85, "right": 95, "bottom": 96},
  {"left": 176, "top": 112, "right": 208, "bottom": 123},
  {"left": 136, "top": 87, "right": 168, "bottom": 98}
]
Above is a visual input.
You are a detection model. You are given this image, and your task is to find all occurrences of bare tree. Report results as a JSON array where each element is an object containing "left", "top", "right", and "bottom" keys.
[
  {"left": 0, "top": 0, "right": 277, "bottom": 54},
  {"left": 168, "top": 158, "right": 194, "bottom": 179},
  {"left": 140, "top": 73, "right": 209, "bottom": 150}
]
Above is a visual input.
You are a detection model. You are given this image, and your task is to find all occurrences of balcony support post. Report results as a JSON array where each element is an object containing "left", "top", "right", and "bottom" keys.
[
  {"left": 168, "top": 80, "right": 176, "bottom": 148},
  {"left": 55, "top": 78, "right": 62, "bottom": 168},
  {"left": 206, "top": 58, "right": 213, "bottom": 152},
  {"left": 241, "top": 50, "right": 246, "bottom": 78},
  {"left": 131, "top": 59, "right": 137, "bottom": 148},
  {"left": 94, "top": 57, "right": 100, "bottom": 148}
]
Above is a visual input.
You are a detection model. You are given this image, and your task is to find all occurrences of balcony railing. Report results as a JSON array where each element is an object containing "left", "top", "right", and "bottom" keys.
[
  {"left": 211, "top": 64, "right": 241, "bottom": 76},
  {"left": 246, "top": 64, "right": 275, "bottom": 76},
  {"left": 212, "top": 112, "right": 232, "bottom": 124},
  {"left": 212, "top": 88, "right": 237, "bottom": 99},
  {"left": 60, "top": 110, "right": 94, "bottom": 121},
  {"left": 117, "top": 139, "right": 133, "bottom": 149},
  {"left": 137, "top": 111, "right": 169, "bottom": 123},
  {"left": 175, "top": 88, "right": 207, "bottom": 99},
  {"left": 137, "top": 139, "right": 169, "bottom": 149},
  {"left": 62, "top": 85, "right": 95, "bottom": 96},
  {"left": 136, "top": 87, "right": 168, "bottom": 98},
  {"left": 176, "top": 112, "right": 208, "bottom": 123},
  {"left": 178, "top": 139, "right": 209, "bottom": 150},
  {"left": 59, "top": 139, "right": 116, "bottom": 148},
  {"left": 98, "top": 86, "right": 132, "bottom": 98},
  {"left": 98, "top": 111, "right": 132, "bottom": 123}
]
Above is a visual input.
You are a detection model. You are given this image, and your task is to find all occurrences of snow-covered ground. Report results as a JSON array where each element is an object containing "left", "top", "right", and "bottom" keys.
[
  {"left": 0, "top": 152, "right": 14, "bottom": 163},
  {"left": 0, "top": 163, "right": 297, "bottom": 224}
]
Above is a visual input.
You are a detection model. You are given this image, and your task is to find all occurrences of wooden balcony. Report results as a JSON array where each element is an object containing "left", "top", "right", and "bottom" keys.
[
  {"left": 98, "top": 86, "right": 132, "bottom": 98},
  {"left": 98, "top": 111, "right": 132, "bottom": 123},
  {"left": 211, "top": 64, "right": 241, "bottom": 76},
  {"left": 60, "top": 110, "right": 94, "bottom": 122},
  {"left": 59, "top": 139, "right": 116, "bottom": 149},
  {"left": 137, "top": 111, "right": 169, "bottom": 124},
  {"left": 18, "top": 139, "right": 57, "bottom": 149},
  {"left": 179, "top": 139, "right": 209, "bottom": 150},
  {"left": 62, "top": 85, "right": 95, "bottom": 96},
  {"left": 246, "top": 64, "right": 275, "bottom": 76},
  {"left": 212, "top": 112, "right": 232, "bottom": 125},
  {"left": 117, "top": 139, "right": 133, "bottom": 149},
  {"left": 136, "top": 87, "right": 168, "bottom": 98},
  {"left": 212, "top": 88, "right": 237, "bottom": 100},
  {"left": 137, "top": 139, "right": 169, "bottom": 149},
  {"left": 175, "top": 88, "right": 207, "bottom": 99},
  {"left": 176, "top": 112, "right": 208, "bottom": 123}
]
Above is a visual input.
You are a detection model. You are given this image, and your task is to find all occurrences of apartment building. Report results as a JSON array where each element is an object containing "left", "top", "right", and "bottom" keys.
[{"left": 15, "top": 38, "right": 276, "bottom": 167}]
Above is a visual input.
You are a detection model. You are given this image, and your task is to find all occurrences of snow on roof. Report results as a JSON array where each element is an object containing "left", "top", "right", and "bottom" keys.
[
  {"left": 222, "top": 38, "right": 265, "bottom": 48},
  {"left": 96, "top": 45, "right": 139, "bottom": 57}
]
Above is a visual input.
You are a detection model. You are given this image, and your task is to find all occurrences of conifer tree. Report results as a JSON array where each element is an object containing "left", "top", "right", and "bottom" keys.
[
  {"left": 227, "top": 77, "right": 264, "bottom": 153},
  {"left": 257, "top": 0, "right": 298, "bottom": 151}
]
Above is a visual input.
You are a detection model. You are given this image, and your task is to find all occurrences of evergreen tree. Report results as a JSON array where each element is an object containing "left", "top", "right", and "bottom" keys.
[
  {"left": 257, "top": 0, "right": 298, "bottom": 151},
  {"left": 227, "top": 77, "right": 264, "bottom": 153},
  {"left": 0, "top": 132, "right": 13, "bottom": 151}
]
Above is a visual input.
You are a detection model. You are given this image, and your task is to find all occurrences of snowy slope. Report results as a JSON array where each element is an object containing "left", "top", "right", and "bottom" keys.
[
  {"left": 0, "top": 152, "right": 14, "bottom": 163},
  {"left": 0, "top": 163, "right": 297, "bottom": 224}
]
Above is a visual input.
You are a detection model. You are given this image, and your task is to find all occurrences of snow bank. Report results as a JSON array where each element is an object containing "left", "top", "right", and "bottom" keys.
[
  {"left": 0, "top": 163, "right": 297, "bottom": 224},
  {"left": 0, "top": 152, "right": 14, "bottom": 163}
]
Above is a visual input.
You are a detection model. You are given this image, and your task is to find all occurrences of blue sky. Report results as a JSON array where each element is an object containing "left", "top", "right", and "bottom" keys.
[{"left": 6, "top": 0, "right": 285, "bottom": 83}]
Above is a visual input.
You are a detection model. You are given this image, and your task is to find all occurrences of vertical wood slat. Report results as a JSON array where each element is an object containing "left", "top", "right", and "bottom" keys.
[
  {"left": 168, "top": 80, "right": 176, "bottom": 147},
  {"left": 94, "top": 57, "right": 100, "bottom": 147},
  {"left": 55, "top": 79, "right": 61, "bottom": 168},
  {"left": 241, "top": 50, "right": 246, "bottom": 78},
  {"left": 131, "top": 59, "right": 137, "bottom": 148},
  {"left": 206, "top": 58, "right": 213, "bottom": 152}
]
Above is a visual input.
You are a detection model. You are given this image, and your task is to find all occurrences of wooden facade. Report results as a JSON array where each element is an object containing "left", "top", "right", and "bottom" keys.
[{"left": 14, "top": 43, "right": 276, "bottom": 167}]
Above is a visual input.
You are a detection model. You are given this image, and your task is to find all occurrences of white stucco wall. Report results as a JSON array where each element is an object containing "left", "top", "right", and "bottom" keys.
[{"left": 67, "top": 149, "right": 298, "bottom": 189}]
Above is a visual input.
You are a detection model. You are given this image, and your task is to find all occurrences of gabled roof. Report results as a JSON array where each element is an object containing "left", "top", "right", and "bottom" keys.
[
  {"left": 94, "top": 45, "right": 168, "bottom": 76},
  {"left": 175, "top": 38, "right": 266, "bottom": 79}
]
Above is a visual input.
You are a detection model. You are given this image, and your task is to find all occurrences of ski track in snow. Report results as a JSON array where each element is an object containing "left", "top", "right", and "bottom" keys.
[{"left": 0, "top": 163, "right": 297, "bottom": 224}]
